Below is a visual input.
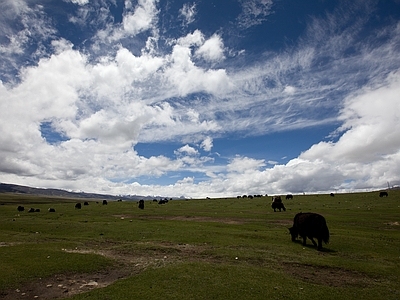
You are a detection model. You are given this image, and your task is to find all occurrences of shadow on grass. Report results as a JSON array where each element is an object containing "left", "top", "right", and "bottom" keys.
[{"left": 291, "top": 239, "right": 336, "bottom": 253}]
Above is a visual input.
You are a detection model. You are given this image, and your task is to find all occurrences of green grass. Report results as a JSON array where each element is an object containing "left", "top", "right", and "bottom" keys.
[{"left": 0, "top": 191, "right": 399, "bottom": 299}]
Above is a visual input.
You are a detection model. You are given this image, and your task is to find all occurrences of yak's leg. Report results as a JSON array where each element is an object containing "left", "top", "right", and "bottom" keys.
[
  {"left": 317, "top": 238, "right": 323, "bottom": 250},
  {"left": 309, "top": 237, "right": 318, "bottom": 247},
  {"left": 302, "top": 236, "right": 307, "bottom": 246}
]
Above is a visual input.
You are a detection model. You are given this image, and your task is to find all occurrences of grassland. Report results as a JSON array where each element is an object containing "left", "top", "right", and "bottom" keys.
[{"left": 0, "top": 191, "right": 399, "bottom": 299}]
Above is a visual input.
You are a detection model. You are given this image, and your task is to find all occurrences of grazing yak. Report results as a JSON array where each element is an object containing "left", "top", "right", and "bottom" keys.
[
  {"left": 84, "top": 201, "right": 89, "bottom": 206},
  {"left": 102, "top": 200, "right": 108, "bottom": 205},
  {"left": 48, "top": 208, "right": 56, "bottom": 212},
  {"left": 379, "top": 191, "right": 388, "bottom": 197},
  {"left": 17, "top": 206, "right": 25, "bottom": 212},
  {"left": 289, "top": 212, "right": 330, "bottom": 251},
  {"left": 138, "top": 200, "right": 145, "bottom": 209},
  {"left": 28, "top": 208, "right": 35, "bottom": 213},
  {"left": 75, "top": 203, "right": 82, "bottom": 209},
  {"left": 271, "top": 196, "right": 286, "bottom": 212},
  {"left": 285, "top": 194, "right": 293, "bottom": 200}
]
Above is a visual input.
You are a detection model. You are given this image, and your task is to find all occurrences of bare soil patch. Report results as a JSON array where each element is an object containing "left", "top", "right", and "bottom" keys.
[
  {"left": 283, "top": 262, "right": 378, "bottom": 287},
  {"left": 139, "top": 215, "right": 245, "bottom": 224},
  {"left": 0, "top": 241, "right": 210, "bottom": 300},
  {"left": 0, "top": 267, "right": 132, "bottom": 300},
  {"left": 269, "top": 219, "right": 292, "bottom": 226}
]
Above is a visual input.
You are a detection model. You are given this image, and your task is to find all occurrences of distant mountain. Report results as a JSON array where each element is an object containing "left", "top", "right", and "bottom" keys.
[{"left": 0, "top": 183, "right": 160, "bottom": 201}]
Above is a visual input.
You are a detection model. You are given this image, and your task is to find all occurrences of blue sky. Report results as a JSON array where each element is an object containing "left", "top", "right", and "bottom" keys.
[{"left": 1, "top": 0, "right": 400, "bottom": 198}]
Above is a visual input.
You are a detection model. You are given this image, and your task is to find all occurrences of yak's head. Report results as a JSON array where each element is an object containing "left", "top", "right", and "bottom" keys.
[{"left": 288, "top": 227, "right": 298, "bottom": 241}]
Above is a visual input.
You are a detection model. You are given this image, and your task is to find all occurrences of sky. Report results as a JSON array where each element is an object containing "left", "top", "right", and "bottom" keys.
[{"left": 1, "top": 0, "right": 400, "bottom": 198}]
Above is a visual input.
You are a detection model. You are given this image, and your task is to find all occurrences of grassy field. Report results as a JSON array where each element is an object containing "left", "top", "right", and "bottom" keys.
[{"left": 0, "top": 191, "right": 399, "bottom": 299}]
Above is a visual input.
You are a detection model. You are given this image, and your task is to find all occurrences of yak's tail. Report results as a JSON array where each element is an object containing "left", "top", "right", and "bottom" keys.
[{"left": 322, "top": 225, "right": 330, "bottom": 244}]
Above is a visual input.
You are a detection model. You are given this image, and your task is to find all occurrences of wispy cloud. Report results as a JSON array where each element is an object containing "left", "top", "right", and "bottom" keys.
[
  {"left": 237, "top": 0, "right": 274, "bottom": 29},
  {"left": 179, "top": 3, "right": 196, "bottom": 26}
]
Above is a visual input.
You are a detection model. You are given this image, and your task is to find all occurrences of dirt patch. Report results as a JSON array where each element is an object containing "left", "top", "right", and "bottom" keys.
[
  {"left": 139, "top": 215, "right": 245, "bottom": 224},
  {"left": 0, "top": 267, "right": 133, "bottom": 300},
  {"left": 269, "top": 219, "right": 292, "bottom": 226},
  {"left": 387, "top": 221, "right": 399, "bottom": 226},
  {"left": 112, "top": 214, "right": 134, "bottom": 219},
  {"left": 0, "top": 242, "right": 22, "bottom": 247},
  {"left": 282, "top": 262, "right": 377, "bottom": 287},
  {"left": 0, "top": 242, "right": 210, "bottom": 300}
]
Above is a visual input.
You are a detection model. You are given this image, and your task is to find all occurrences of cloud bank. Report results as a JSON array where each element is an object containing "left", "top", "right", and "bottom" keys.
[{"left": 0, "top": 0, "right": 400, "bottom": 198}]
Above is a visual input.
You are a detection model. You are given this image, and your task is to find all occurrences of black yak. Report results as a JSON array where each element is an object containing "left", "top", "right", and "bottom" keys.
[
  {"left": 102, "top": 200, "right": 108, "bottom": 205},
  {"left": 17, "top": 206, "right": 25, "bottom": 212},
  {"left": 28, "top": 208, "right": 35, "bottom": 213},
  {"left": 286, "top": 194, "right": 293, "bottom": 200},
  {"left": 48, "top": 208, "right": 56, "bottom": 212},
  {"left": 75, "top": 203, "right": 82, "bottom": 209},
  {"left": 138, "top": 200, "right": 144, "bottom": 209},
  {"left": 289, "top": 212, "right": 329, "bottom": 251},
  {"left": 271, "top": 196, "right": 286, "bottom": 212},
  {"left": 379, "top": 191, "right": 388, "bottom": 197}
]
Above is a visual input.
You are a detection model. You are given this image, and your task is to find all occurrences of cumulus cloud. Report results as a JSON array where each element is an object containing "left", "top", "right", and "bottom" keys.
[
  {"left": 176, "top": 30, "right": 204, "bottom": 47},
  {"left": 297, "top": 71, "right": 400, "bottom": 190},
  {"left": 195, "top": 34, "right": 225, "bottom": 62},
  {"left": 95, "top": 0, "right": 159, "bottom": 43},
  {"left": 227, "top": 156, "right": 266, "bottom": 173},
  {"left": 175, "top": 144, "right": 198, "bottom": 156},
  {"left": 122, "top": 0, "right": 158, "bottom": 35},
  {"left": 201, "top": 137, "right": 213, "bottom": 152},
  {"left": 69, "top": 0, "right": 89, "bottom": 5}
]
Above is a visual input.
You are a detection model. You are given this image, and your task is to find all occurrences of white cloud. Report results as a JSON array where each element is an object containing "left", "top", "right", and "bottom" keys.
[
  {"left": 122, "top": 0, "right": 158, "bottom": 35},
  {"left": 227, "top": 156, "right": 266, "bottom": 173},
  {"left": 70, "top": 0, "right": 89, "bottom": 5},
  {"left": 175, "top": 144, "right": 198, "bottom": 156},
  {"left": 283, "top": 85, "right": 296, "bottom": 95},
  {"left": 163, "top": 43, "right": 232, "bottom": 96},
  {"left": 303, "top": 72, "right": 400, "bottom": 164},
  {"left": 179, "top": 3, "right": 196, "bottom": 26},
  {"left": 201, "top": 137, "right": 213, "bottom": 152},
  {"left": 96, "top": 0, "right": 159, "bottom": 43},
  {"left": 176, "top": 30, "right": 204, "bottom": 47},
  {"left": 237, "top": 0, "right": 273, "bottom": 29},
  {"left": 195, "top": 34, "right": 225, "bottom": 62},
  {"left": 0, "top": 1, "right": 56, "bottom": 57},
  {"left": 1, "top": 1, "right": 400, "bottom": 198}
]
